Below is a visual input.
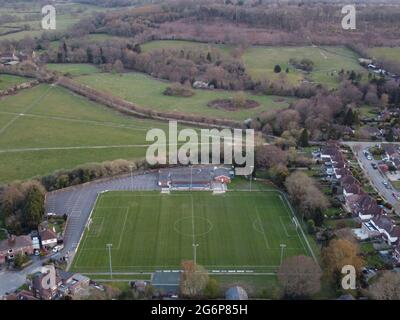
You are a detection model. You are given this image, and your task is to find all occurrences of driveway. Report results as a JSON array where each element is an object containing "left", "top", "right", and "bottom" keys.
[{"left": 343, "top": 141, "right": 400, "bottom": 214}]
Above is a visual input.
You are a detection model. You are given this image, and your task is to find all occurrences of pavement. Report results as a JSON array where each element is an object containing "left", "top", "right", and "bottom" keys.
[
  {"left": 0, "top": 171, "right": 159, "bottom": 297},
  {"left": 343, "top": 141, "right": 400, "bottom": 214}
]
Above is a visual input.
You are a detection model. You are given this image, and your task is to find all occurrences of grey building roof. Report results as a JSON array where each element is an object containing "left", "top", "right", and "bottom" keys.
[
  {"left": 225, "top": 286, "right": 248, "bottom": 300},
  {"left": 152, "top": 271, "right": 180, "bottom": 294}
]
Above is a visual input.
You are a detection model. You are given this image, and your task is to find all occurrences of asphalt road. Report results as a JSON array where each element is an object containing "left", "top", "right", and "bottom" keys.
[
  {"left": 343, "top": 141, "right": 400, "bottom": 214},
  {"left": 0, "top": 172, "right": 159, "bottom": 296}
]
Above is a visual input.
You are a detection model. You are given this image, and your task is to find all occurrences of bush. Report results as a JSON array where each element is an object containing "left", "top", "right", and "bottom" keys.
[
  {"left": 307, "top": 219, "right": 316, "bottom": 235},
  {"left": 203, "top": 278, "right": 220, "bottom": 299},
  {"left": 274, "top": 64, "right": 282, "bottom": 73},
  {"left": 163, "top": 83, "right": 194, "bottom": 97}
]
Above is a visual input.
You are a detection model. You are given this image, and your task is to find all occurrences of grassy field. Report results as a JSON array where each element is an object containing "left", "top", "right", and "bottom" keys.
[
  {"left": 71, "top": 190, "right": 312, "bottom": 273},
  {"left": 46, "top": 63, "right": 101, "bottom": 77},
  {"left": 0, "top": 83, "right": 176, "bottom": 183},
  {"left": 368, "top": 47, "right": 400, "bottom": 64},
  {"left": 0, "top": 2, "right": 109, "bottom": 40},
  {"left": 139, "top": 40, "right": 365, "bottom": 89},
  {"left": 0, "top": 74, "right": 28, "bottom": 91},
  {"left": 76, "top": 72, "right": 293, "bottom": 121},
  {"left": 242, "top": 46, "right": 365, "bottom": 88},
  {"left": 141, "top": 40, "right": 234, "bottom": 57}
]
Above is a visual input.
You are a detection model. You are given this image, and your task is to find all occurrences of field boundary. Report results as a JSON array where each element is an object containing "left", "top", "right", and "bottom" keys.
[{"left": 70, "top": 188, "right": 317, "bottom": 274}]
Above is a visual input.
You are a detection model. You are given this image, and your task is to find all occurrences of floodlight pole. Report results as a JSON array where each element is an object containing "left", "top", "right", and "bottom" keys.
[
  {"left": 193, "top": 243, "right": 199, "bottom": 266},
  {"left": 190, "top": 165, "right": 193, "bottom": 191},
  {"left": 106, "top": 243, "right": 113, "bottom": 280},
  {"left": 280, "top": 244, "right": 286, "bottom": 265},
  {"left": 129, "top": 165, "right": 134, "bottom": 191},
  {"left": 249, "top": 165, "right": 254, "bottom": 192}
]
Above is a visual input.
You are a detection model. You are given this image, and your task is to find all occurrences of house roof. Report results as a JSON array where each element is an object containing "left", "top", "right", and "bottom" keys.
[
  {"left": 340, "top": 175, "right": 358, "bottom": 186},
  {"left": 383, "top": 144, "right": 400, "bottom": 157},
  {"left": 373, "top": 214, "right": 396, "bottom": 235},
  {"left": 0, "top": 235, "right": 33, "bottom": 252},
  {"left": 40, "top": 229, "right": 57, "bottom": 241},
  {"left": 343, "top": 182, "right": 363, "bottom": 195}
]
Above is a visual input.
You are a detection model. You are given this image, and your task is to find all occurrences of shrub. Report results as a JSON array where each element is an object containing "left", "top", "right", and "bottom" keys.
[{"left": 163, "top": 83, "right": 194, "bottom": 97}]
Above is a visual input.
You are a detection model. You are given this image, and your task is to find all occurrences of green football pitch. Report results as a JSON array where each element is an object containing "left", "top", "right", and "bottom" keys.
[{"left": 71, "top": 191, "right": 314, "bottom": 274}]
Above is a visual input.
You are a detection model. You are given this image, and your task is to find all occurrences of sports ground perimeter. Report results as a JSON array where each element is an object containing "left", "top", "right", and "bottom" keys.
[{"left": 70, "top": 190, "right": 315, "bottom": 275}]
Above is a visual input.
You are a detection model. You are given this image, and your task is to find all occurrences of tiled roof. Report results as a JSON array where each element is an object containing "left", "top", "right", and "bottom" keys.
[{"left": 0, "top": 235, "right": 32, "bottom": 252}]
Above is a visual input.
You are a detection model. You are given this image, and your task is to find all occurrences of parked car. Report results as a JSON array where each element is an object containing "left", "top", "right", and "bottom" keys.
[
  {"left": 371, "top": 163, "right": 378, "bottom": 169},
  {"left": 382, "top": 181, "right": 392, "bottom": 189},
  {"left": 52, "top": 245, "right": 64, "bottom": 253}
]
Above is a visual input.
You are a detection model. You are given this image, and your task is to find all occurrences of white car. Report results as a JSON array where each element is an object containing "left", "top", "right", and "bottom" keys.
[
  {"left": 46, "top": 212, "right": 57, "bottom": 217},
  {"left": 52, "top": 245, "right": 64, "bottom": 253}
]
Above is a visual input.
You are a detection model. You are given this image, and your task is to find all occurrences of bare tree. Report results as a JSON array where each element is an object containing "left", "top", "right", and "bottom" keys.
[
  {"left": 180, "top": 260, "right": 209, "bottom": 298},
  {"left": 369, "top": 271, "right": 400, "bottom": 300},
  {"left": 278, "top": 255, "right": 322, "bottom": 299}
]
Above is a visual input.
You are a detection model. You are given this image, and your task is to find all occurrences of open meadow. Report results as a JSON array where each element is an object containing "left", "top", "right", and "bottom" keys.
[
  {"left": 75, "top": 71, "right": 293, "bottom": 121},
  {"left": 0, "top": 83, "right": 174, "bottom": 183}
]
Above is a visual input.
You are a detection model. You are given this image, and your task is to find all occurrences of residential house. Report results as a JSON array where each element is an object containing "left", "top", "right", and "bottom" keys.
[
  {"left": 0, "top": 235, "right": 34, "bottom": 264},
  {"left": 31, "top": 265, "right": 59, "bottom": 300},
  {"left": 57, "top": 270, "right": 90, "bottom": 296},
  {"left": 383, "top": 144, "right": 400, "bottom": 161},
  {"left": 393, "top": 243, "right": 400, "bottom": 266},
  {"left": 340, "top": 175, "right": 363, "bottom": 199},
  {"left": 40, "top": 228, "right": 58, "bottom": 249},
  {"left": 346, "top": 194, "right": 383, "bottom": 221},
  {"left": 361, "top": 126, "right": 382, "bottom": 139},
  {"left": 3, "top": 290, "right": 39, "bottom": 301},
  {"left": 370, "top": 214, "right": 400, "bottom": 245}
]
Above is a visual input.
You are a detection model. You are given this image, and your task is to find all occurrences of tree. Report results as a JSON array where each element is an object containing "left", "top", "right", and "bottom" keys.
[
  {"left": 343, "top": 108, "right": 356, "bottom": 126},
  {"left": 386, "top": 127, "right": 394, "bottom": 142},
  {"left": 255, "top": 145, "right": 288, "bottom": 169},
  {"left": 298, "top": 128, "right": 309, "bottom": 147},
  {"left": 203, "top": 278, "right": 220, "bottom": 298},
  {"left": 369, "top": 271, "right": 400, "bottom": 300},
  {"left": 14, "top": 252, "right": 28, "bottom": 269},
  {"left": 23, "top": 184, "right": 45, "bottom": 230},
  {"left": 322, "top": 239, "right": 364, "bottom": 287},
  {"left": 268, "top": 164, "right": 289, "bottom": 187},
  {"left": 307, "top": 219, "right": 316, "bottom": 235},
  {"left": 284, "top": 171, "right": 328, "bottom": 224},
  {"left": 112, "top": 59, "right": 124, "bottom": 73},
  {"left": 277, "top": 255, "right": 321, "bottom": 299},
  {"left": 232, "top": 91, "right": 247, "bottom": 108},
  {"left": 274, "top": 64, "right": 282, "bottom": 73},
  {"left": 180, "top": 261, "right": 209, "bottom": 298}
]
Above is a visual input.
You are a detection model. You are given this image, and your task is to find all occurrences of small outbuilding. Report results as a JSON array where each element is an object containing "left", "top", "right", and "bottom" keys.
[{"left": 225, "top": 286, "right": 248, "bottom": 300}]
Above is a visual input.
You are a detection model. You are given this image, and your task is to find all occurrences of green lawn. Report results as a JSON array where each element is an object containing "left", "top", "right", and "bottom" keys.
[
  {"left": 368, "top": 47, "right": 400, "bottom": 64},
  {"left": 46, "top": 63, "right": 101, "bottom": 77},
  {"left": 0, "top": 2, "right": 109, "bottom": 40},
  {"left": 0, "top": 74, "right": 28, "bottom": 91},
  {"left": 242, "top": 45, "right": 366, "bottom": 88},
  {"left": 75, "top": 72, "right": 294, "bottom": 121},
  {"left": 141, "top": 40, "right": 234, "bottom": 57},
  {"left": 71, "top": 190, "right": 312, "bottom": 273},
  {"left": 0, "top": 83, "right": 175, "bottom": 183}
]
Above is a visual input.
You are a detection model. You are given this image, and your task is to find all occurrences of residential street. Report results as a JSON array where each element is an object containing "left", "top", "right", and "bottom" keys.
[{"left": 343, "top": 141, "right": 400, "bottom": 214}]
